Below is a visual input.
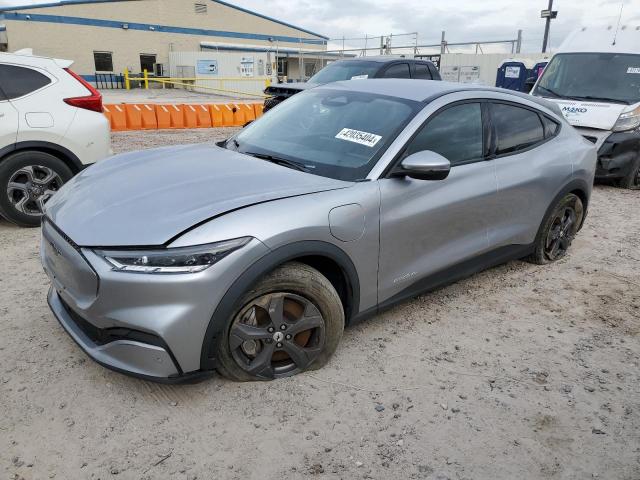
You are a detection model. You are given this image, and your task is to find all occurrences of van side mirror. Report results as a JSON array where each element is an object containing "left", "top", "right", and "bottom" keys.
[{"left": 393, "top": 150, "right": 451, "bottom": 181}]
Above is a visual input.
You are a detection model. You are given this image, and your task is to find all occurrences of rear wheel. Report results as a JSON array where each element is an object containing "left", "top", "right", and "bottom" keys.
[
  {"left": 527, "top": 193, "right": 584, "bottom": 265},
  {"left": 616, "top": 157, "right": 640, "bottom": 190},
  {"left": 216, "top": 262, "right": 344, "bottom": 381},
  {"left": 0, "top": 151, "right": 73, "bottom": 227}
]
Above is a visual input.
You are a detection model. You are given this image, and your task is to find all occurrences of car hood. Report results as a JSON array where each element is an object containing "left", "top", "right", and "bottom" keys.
[
  {"left": 265, "top": 82, "right": 316, "bottom": 95},
  {"left": 543, "top": 98, "right": 635, "bottom": 130},
  {"left": 45, "top": 144, "right": 351, "bottom": 247}
]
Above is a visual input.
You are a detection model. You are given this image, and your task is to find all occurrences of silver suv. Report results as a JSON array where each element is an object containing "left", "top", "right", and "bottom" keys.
[{"left": 41, "top": 80, "right": 596, "bottom": 383}]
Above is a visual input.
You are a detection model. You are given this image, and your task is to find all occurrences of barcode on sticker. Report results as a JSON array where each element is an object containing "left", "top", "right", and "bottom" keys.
[
  {"left": 335, "top": 128, "right": 382, "bottom": 147},
  {"left": 627, "top": 67, "right": 640, "bottom": 74}
]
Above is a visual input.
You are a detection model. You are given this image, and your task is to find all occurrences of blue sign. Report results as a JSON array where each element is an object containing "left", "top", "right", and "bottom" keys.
[{"left": 197, "top": 60, "right": 218, "bottom": 75}]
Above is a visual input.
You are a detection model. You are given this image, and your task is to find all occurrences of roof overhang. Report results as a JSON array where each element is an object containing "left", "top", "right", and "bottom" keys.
[
  {"left": 200, "top": 41, "right": 353, "bottom": 58},
  {"left": 0, "top": 0, "right": 329, "bottom": 41}
]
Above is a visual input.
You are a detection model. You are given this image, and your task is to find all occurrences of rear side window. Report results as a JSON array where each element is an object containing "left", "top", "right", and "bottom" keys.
[
  {"left": 413, "top": 63, "right": 432, "bottom": 79},
  {"left": 491, "top": 103, "right": 545, "bottom": 155},
  {"left": 382, "top": 63, "right": 411, "bottom": 79},
  {"left": 0, "top": 64, "right": 51, "bottom": 99},
  {"left": 541, "top": 115, "right": 560, "bottom": 138},
  {"left": 429, "top": 64, "right": 441, "bottom": 80},
  {"left": 405, "top": 102, "right": 484, "bottom": 166}
]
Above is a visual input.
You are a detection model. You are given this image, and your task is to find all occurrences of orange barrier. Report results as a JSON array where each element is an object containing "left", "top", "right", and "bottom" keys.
[
  {"left": 154, "top": 104, "right": 171, "bottom": 129},
  {"left": 182, "top": 104, "right": 198, "bottom": 128},
  {"left": 167, "top": 104, "right": 184, "bottom": 128},
  {"left": 209, "top": 104, "right": 223, "bottom": 127},
  {"left": 242, "top": 103, "right": 256, "bottom": 123},
  {"left": 103, "top": 106, "right": 112, "bottom": 128},
  {"left": 195, "top": 104, "right": 212, "bottom": 128},
  {"left": 253, "top": 103, "right": 264, "bottom": 119},
  {"left": 104, "top": 104, "right": 127, "bottom": 131},
  {"left": 221, "top": 104, "right": 234, "bottom": 127},
  {"left": 104, "top": 102, "right": 267, "bottom": 131},
  {"left": 124, "top": 104, "right": 143, "bottom": 130},
  {"left": 232, "top": 104, "right": 246, "bottom": 126},
  {"left": 138, "top": 104, "right": 157, "bottom": 129}
]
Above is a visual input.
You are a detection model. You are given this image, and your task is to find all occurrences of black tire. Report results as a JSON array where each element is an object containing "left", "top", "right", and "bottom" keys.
[
  {"left": 216, "top": 262, "right": 345, "bottom": 381},
  {"left": 615, "top": 157, "right": 640, "bottom": 190},
  {"left": 0, "top": 151, "right": 73, "bottom": 227},
  {"left": 527, "top": 193, "right": 584, "bottom": 265}
]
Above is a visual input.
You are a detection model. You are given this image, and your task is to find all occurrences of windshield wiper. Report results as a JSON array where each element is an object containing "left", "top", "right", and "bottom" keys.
[
  {"left": 244, "top": 151, "right": 310, "bottom": 172},
  {"left": 566, "top": 95, "right": 630, "bottom": 105},
  {"left": 535, "top": 85, "right": 562, "bottom": 98}
]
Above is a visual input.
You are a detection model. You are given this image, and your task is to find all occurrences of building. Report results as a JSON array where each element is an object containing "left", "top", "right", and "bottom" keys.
[{"left": 0, "top": 0, "right": 329, "bottom": 84}]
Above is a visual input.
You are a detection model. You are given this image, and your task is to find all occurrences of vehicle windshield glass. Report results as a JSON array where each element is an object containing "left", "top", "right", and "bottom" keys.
[
  {"left": 229, "top": 89, "right": 420, "bottom": 181},
  {"left": 308, "top": 61, "right": 381, "bottom": 84},
  {"left": 533, "top": 53, "right": 640, "bottom": 105}
]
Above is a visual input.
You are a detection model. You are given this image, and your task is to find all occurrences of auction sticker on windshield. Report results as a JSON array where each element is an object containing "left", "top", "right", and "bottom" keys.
[
  {"left": 627, "top": 67, "right": 640, "bottom": 74},
  {"left": 335, "top": 128, "right": 382, "bottom": 147}
]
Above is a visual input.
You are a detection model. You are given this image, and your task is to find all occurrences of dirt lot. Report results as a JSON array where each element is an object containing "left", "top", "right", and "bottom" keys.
[{"left": 2, "top": 130, "right": 639, "bottom": 480}]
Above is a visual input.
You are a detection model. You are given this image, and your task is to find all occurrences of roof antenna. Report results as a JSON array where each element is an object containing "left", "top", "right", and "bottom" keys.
[{"left": 612, "top": 0, "right": 624, "bottom": 45}]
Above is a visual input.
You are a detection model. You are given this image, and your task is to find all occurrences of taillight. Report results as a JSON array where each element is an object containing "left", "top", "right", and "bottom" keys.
[{"left": 63, "top": 68, "right": 103, "bottom": 113}]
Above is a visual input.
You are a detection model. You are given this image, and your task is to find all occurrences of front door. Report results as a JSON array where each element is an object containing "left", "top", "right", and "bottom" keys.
[{"left": 378, "top": 101, "right": 498, "bottom": 304}]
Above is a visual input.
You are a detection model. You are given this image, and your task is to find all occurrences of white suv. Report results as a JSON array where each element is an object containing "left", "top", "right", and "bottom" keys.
[{"left": 0, "top": 51, "right": 110, "bottom": 226}]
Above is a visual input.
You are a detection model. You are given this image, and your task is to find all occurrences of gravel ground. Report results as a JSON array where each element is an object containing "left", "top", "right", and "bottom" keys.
[{"left": 1, "top": 131, "right": 639, "bottom": 480}]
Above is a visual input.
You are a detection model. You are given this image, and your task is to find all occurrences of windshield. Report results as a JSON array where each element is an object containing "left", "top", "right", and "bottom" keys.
[
  {"left": 533, "top": 53, "right": 640, "bottom": 105},
  {"left": 229, "top": 89, "right": 420, "bottom": 181},
  {"left": 308, "top": 61, "right": 381, "bottom": 84}
]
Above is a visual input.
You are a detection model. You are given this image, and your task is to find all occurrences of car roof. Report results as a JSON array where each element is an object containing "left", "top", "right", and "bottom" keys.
[
  {"left": 318, "top": 79, "right": 562, "bottom": 113},
  {"left": 334, "top": 56, "right": 432, "bottom": 64}
]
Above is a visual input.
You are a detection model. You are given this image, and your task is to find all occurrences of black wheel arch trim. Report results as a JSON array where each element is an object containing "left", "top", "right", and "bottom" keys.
[
  {"left": 0, "top": 141, "right": 86, "bottom": 173},
  {"left": 545, "top": 178, "right": 591, "bottom": 232},
  {"left": 199, "top": 240, "right": 360, "bottom": 371}
]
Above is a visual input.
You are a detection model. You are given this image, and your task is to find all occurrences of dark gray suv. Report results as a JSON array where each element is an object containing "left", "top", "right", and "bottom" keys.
[{"left": 264, "top": 56, "right": 441, "bottom": 111}]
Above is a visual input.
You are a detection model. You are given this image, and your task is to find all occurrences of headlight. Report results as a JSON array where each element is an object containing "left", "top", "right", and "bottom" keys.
[
  {"left": 612, "top": 105, "right": 640, "bottom": 132},
  {"left": 94, "top": 237, "right": 251, "bottom": 274}
]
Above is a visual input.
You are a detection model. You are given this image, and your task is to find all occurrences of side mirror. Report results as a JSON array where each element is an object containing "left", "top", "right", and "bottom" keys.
[{"left": 393, "top": 150, "right": 451, "bottom": 181}]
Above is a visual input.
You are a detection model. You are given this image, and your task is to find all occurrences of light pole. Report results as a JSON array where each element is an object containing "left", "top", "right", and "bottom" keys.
[{"left": 541, "top": 0, "right": 558, "bottom": 53}]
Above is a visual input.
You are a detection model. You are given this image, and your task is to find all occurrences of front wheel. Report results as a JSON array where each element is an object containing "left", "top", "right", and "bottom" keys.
[
  {"left": 216, "top": 262, "right": 345, "bottom": 381},
  {"left": 527, "top": 193, "right": 584, "bottom": 265},
  {"left": 616, "top": 157, "right": 640, "bottom": 190},
  {"left": 0, "top": 151, "right": 73, "bottom": 227}
]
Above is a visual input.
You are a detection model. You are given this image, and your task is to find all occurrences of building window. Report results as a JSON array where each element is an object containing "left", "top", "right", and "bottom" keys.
[
  {"left": 140, "top": 54, "right": 156, "bottom": 74},
  {"left": 93, "top": 51, "right": 113, "bottom": 72},
  {"left": 194, "top": 2, "right": 207, "bottom": 13}
]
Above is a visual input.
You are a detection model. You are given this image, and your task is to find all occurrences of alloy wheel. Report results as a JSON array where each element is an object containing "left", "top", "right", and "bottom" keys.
[
  {"left": 544, "top": 206, "right": 577, "bottom": 261},
  {"left": 6, "top": 165, "right": 63, "bottom": 216},
  {"left": 229, "top": 292, "right": 326, "bottom": 379}
]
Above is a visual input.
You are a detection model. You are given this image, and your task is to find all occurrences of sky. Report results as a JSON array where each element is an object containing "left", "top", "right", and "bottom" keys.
[{"left": 0, "top": 0, "right": 639, "bottom": 53}]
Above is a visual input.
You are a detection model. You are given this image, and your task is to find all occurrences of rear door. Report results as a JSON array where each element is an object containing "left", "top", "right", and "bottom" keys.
[
  {"left": 489, "top": 101, "right": 568, "bottom": 246},
  {"left": 412, "top": 62, "right": 433, "bottom": 80},
  {"left": 377, "top": 100, "right": 498, "bottom": 304},
  {"left": 0, "top": 72, "right": 19, "bottom": 148},
  {"left": 379, "top": 62, "right": 411, "bottom": 79},
  {"left": 0, "top": 63, "right": 65, "bottom": 144}
]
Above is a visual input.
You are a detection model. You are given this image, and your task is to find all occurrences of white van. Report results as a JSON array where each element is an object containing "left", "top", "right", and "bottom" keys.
[{"left": 531, "top": 25, "right": 640, "bottom": 189}]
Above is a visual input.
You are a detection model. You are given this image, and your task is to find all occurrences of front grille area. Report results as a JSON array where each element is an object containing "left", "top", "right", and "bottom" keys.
[{"left": 583, "top": 135, "right": 598, "bottom": 144}]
